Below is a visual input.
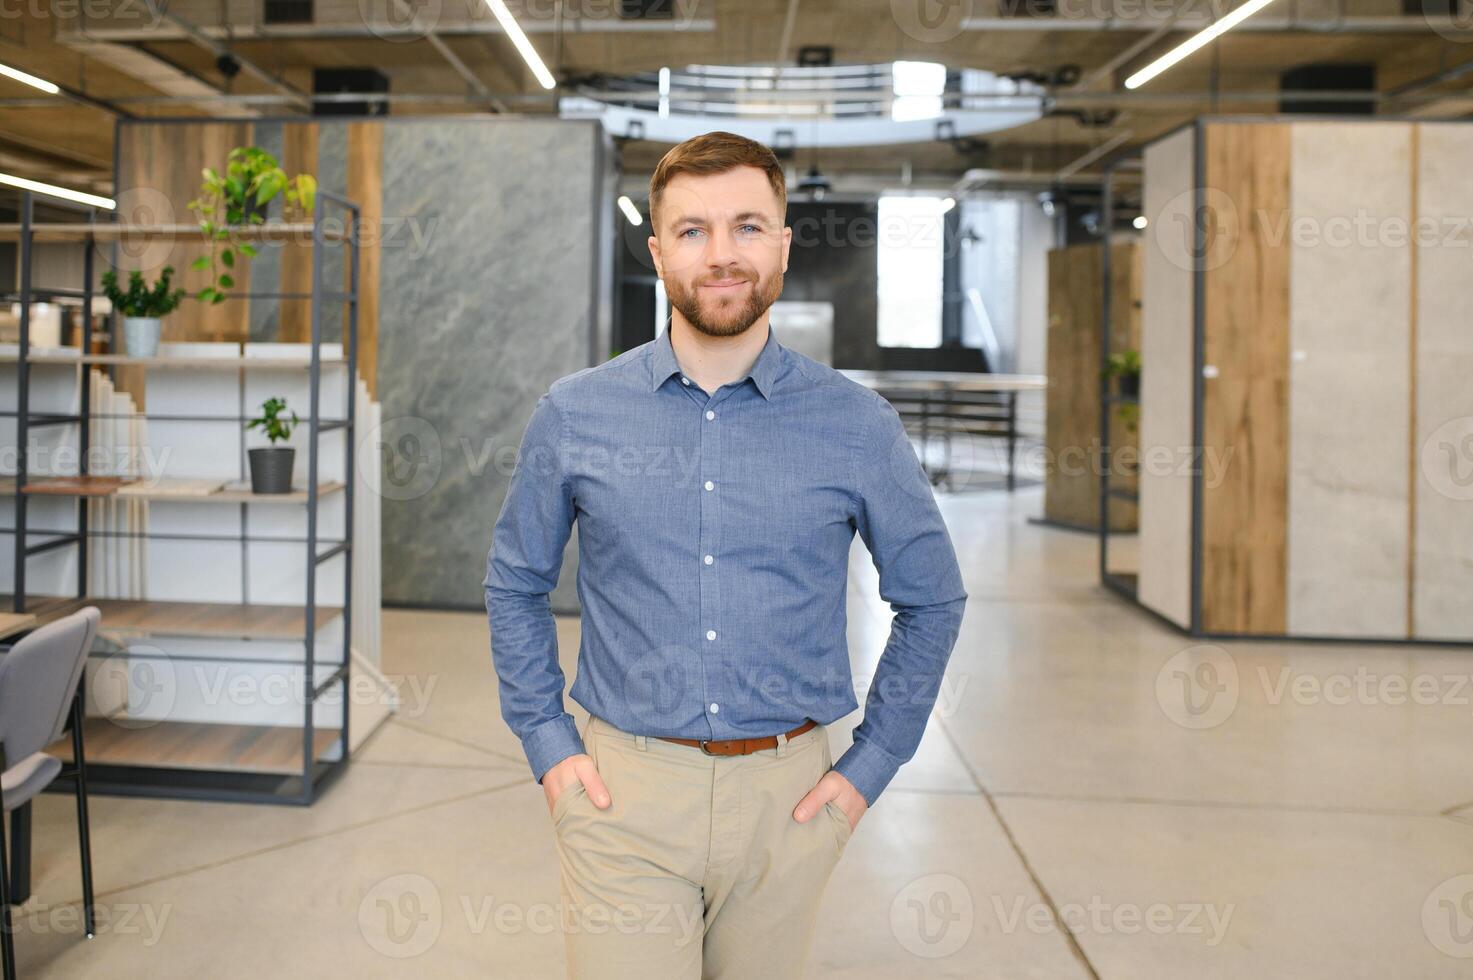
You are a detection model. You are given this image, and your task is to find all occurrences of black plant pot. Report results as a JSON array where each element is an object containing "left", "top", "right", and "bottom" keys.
[
  {"left": 248, "top": 446, "right": 295, "bottom": 494},
  {"left": 1118, "top": 373, "right": 1140, "bottom": 398}
]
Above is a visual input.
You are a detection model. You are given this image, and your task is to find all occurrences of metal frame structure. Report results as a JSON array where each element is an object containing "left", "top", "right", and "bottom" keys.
[
  {"left": 1097, "top": 151, "right": 1144, "bottom": 609},
  {"left": 7, "top": 187, "right": 363, "bottom": 804},
  {"left": 879, "top": 387, "right": 1021, "bottom": 492}
]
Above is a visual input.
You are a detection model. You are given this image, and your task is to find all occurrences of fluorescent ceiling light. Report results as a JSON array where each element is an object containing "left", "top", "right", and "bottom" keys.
[
  {"left": 1124, "top": 0, "right": 1283, "bottom": 90},
  {"left": 0, "top": 62, "right": 60, "bottom": 95},
  {"left": 482, "top": 0, "right": 556, "bottom": 90},
  {"left": 616, "top": 195, "right": 642, "bottom": 226},
  {"left": 0, "top": 173, "right": 115, "bottom": 209}
]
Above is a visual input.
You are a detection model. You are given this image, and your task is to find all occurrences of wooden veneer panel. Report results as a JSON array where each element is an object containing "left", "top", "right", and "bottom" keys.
[{"left": 1199, "top": 122, "right": 1291, "bottom": 635}]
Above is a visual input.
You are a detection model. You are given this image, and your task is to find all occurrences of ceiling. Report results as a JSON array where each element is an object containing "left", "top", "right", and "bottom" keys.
[{"left": 2, "top": 0, "right": 1473, "bottom": 201}]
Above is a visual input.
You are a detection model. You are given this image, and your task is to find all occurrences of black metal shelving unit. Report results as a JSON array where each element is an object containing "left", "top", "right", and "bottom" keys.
[{"left": 4, "top": 187, "right": 361, "bottom": 805}]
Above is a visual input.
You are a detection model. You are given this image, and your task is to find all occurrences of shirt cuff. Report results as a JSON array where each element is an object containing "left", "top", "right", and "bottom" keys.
[
  {"left": 521, "top": 714, "right": 585, "bottom": 785},
  {"left": 830, "top": 738, "right": 904, "bottom": 808}
]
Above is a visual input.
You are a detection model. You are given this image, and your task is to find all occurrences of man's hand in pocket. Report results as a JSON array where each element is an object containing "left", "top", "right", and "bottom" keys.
[{"left": 543, "top": 754, "right": 612, "bottom": 818}]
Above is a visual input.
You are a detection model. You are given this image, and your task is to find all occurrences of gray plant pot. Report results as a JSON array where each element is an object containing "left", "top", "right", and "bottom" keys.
[
  {"left": 122, "top": 316, "right": 162, "bottom": 357},
  {"left": 247, "top": 446, "right": 295, "bottom": 494}
]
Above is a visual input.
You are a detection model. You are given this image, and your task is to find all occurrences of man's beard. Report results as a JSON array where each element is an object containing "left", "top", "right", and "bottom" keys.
[{"left": 664, "top": 266, "right": 783, "bottom": 338}]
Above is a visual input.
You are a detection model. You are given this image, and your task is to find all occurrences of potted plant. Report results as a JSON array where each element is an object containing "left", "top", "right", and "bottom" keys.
[
  {"left": 245, "top": 396, "right": 301, "bottom": 494},
  {"left": 1101, "top": 349, "right": 1142, "bottom": 447},
  {"left": 100, "top": 266, "right": 186, "bottom": 357},
  {"left": 1101, "top": 349, "right": 1141, "bottom": 399},
  {"left": 188, "top": 146, "right": 317, "bottom": 305}
]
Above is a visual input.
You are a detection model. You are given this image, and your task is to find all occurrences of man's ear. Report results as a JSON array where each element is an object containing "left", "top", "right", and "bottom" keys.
[
  {"left": 781, "top": 225, "right": 792, "bottom": 273},
  {"left": 647, "top": 234, "right": 662, "bottom": 277}
]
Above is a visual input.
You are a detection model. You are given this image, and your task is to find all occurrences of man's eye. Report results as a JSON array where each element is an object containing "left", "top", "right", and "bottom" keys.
[
  {"left": 680, "top": 228, "right": 701, "bottom": 239},
  {"left": 740, "top": 224, "right": 760, "bottom": 234}
]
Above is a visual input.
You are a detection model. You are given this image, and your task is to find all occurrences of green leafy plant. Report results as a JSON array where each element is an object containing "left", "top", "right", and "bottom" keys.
[
  {"left": 188, "top": 146, "right": 318, "bottom": 305},
  {"left": 100, "top": 266, "right": 186, "bottom": 318},
  {"left": 1100, "top": 349, "right": 1141, "bottom": 383},
  {"left": 245, "top": 396, "right": 300, "bottom": 445},
  {"left": 1101, "top": 349, "right": 1141, "bottom": 435},
  {"left": 1116, "top": 401, "right": 1140, "bottom": 436}
]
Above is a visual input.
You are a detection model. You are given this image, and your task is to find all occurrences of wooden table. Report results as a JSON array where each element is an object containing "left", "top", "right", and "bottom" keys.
[{"left": 0, "top": 612, "right": 37, "bottom": 641}]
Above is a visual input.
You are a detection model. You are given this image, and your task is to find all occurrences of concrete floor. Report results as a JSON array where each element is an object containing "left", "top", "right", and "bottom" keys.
[{"left": 10, "top": 484, "right": 1473, "bottom": 978}]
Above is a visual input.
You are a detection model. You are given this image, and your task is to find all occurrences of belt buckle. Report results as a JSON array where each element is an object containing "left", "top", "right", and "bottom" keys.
[{"left": 699, "top": 739, "right": 719, "bottom": 756}]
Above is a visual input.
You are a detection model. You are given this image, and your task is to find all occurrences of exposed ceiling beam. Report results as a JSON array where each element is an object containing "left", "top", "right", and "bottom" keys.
[
  {"left": 54, "top": 17, "right": 718, "bottom": 43},
  {"left": 54, "top": 34, "right": 258, "bottom": 118},
  {"left": 139, "top": 0, "right": 313, "bottom": 111},
  {"left": 384, "top": 0, "right": 510, "bottom": 112},
  {"left": 960, "top": 14, "right": 1473, "bottom": 34}
]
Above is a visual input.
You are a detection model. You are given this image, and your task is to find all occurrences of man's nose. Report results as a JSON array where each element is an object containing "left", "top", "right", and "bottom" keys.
[{"left": 703, "top": 225, "right": 737, "bottom": 265}]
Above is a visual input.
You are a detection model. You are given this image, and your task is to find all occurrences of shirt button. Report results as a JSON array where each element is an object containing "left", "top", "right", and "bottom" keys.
[
  {"left": 705, "top": 409, "right": 715, "bottom": 420},
  {"left": 706, "top": 629, "right": 716, "bottom": 640},
  {"left": 709, "top": 702, "right": 720, "bottom": 713},
  {"left": 703, "top": 554, "right": 713, "bottom": 564},
  {"left": 704, "top": 480, "right": 714, "bottom": 491},
  {"left": 681, "top": 376, "right": 690, "bottom": 385}
]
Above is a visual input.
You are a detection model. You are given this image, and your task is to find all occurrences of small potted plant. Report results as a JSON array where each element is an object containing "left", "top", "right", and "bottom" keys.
[
  {"left": 100, "top": 266, "right": 186, "bottom": 357},
  {"left": 245, "top": 396, "right": 300, "bottom": 494},
  {"left": 1101, "top": 349, "right": 1141, "bottom": 399}
]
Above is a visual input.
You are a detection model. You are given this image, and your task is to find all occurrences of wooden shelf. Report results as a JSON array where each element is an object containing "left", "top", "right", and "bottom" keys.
[
  {"left": 18, "top": 475, "right": 131, "bottom": 496},
  {"left": 46, "top": 718, "right": 340, "bottom": 776},
  {"left": 19, "top": 596, "right": 342, "bottom": 641},
  {"left": 0, "top": 351, "right": 345, "bottom": 368},
  {"left": 0, "top": 222, "right": 345, "bottom": 244},
  {"left": 0, "top": 474, "right": 346, "bottom": 501}
]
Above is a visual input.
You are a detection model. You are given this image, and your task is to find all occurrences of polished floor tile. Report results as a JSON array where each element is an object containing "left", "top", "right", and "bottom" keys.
[{"left": 8, "top": 484, "right": 1471, "bottom": 978}]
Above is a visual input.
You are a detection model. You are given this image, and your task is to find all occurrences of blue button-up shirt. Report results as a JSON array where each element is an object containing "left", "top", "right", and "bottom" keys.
[{"left": 483, "top": 325, "right": 968, "bottom": 806}]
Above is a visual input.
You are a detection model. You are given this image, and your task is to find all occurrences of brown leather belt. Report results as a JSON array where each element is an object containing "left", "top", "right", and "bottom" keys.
[{"left": 655, "top": 718, "right": 818, "bottom": 757}]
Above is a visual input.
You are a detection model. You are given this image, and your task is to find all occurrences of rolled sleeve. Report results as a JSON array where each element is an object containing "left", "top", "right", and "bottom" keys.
[
  {"left": 483, "top": 388, "right": 585, "bottom": 784},
  {"left": 833, "top": 398, "right": 969, "bottom": 807}
]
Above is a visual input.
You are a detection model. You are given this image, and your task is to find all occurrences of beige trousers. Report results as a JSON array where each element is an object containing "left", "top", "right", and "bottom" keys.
[{"left": 550, "top": 713, "right": 853, "bottom": 979}]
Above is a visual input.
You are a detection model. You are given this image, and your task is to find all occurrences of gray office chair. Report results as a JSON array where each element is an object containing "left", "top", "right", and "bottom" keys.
[{"left": 0, "top": 606, "right": 101, "bottom": 980}]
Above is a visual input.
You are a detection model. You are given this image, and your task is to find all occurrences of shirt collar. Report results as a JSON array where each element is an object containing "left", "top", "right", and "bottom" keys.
[{"left": 649, "top": 324, "right": 783, "bottom": 401}]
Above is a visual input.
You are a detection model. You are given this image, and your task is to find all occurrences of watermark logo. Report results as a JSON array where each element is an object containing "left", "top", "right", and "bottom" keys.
[
  {"left": 992, "top": 894, "right": 1234, "bottom": 946},
  {"left": 618, "top": 643, "right": 699, "bottom": 718},
  {"left": 890, "top": 0, "right": 972, "bottom": 44},
  {"left": 1156, "top": 645, "right": 1238, "bottom": 730},
  {"left": 358, "top": 0, "right": 444, "bottom": 41},
  {"left": 1423, "top": 874, "right": 1473, "bottom": 958},
  {"left": 890, "top": 873, "right": 973, "bottom": 958},
  {"left": 1420, "top": 415, "right": 1473, "bottom": 502},
  {"left": 359, "top": 873, "right": 443, "bottom": 958},
  {"left": 361, "top": 415, "right": 442, "bottom": 501},
  {"left": 100, "top": 185, "right": 176, "bottom": 272},
  {"left": 90, "top": 643, "right": 177, "bottom": 729},
  {"left": 1154, "top": 186, "right": 1240, "bottom": 273},
  {"left": 1425, "top": 0, "right": 1473, "bottom": 42}
]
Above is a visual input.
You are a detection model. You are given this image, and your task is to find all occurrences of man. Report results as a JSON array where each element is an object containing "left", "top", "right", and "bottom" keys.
[{"left": 483, "top": 130, "right": 968, "bottom": 979}]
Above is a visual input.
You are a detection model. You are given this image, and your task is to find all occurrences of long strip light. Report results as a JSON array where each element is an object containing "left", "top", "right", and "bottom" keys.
[
  {"left": 616, "top": 195, "right": 642, "bottom": 226},
  {"left": 482, "top": 0, "right": 556, "bottom": 90},
  {"left": 0, "top": 61, "right": 61, "bottom": 95},
  {"left": 0, "top": 173, "right": 115, "bottom": 210},
  {"left": 1124, "top": 0, "right": 1283, "bottom": 90}
]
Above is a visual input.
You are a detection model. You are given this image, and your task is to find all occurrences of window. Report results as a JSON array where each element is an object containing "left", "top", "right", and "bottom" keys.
[{"left": 876, "top": 195, "right": 946, "bottom": 348}]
